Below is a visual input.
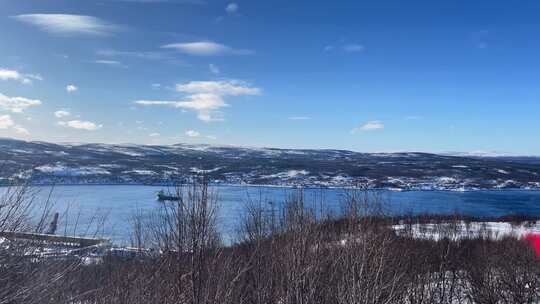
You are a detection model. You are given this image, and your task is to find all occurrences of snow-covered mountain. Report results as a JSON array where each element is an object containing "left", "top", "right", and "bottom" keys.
[{"left": 1, "top": 138, "right": 540, "bottom": 190}]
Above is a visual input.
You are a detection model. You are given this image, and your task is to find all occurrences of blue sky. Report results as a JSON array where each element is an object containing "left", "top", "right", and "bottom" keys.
[{"left": 1, "top": 0, "right": 540, "bottom": 154}]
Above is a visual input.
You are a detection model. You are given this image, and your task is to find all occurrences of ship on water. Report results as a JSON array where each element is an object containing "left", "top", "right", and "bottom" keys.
[{"left": 156, "top": 190, "right": 180, "bottom": 202}]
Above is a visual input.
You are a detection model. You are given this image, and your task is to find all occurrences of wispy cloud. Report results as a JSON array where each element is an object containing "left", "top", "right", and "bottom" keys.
[
  {"left": 471, "top": 30, "right": 492, "bottom": 49},
  {"left": 94, "top": 60, "right": 127, "bottom": 68},
  {"left": 288, "top": 116, "right": 311, "bottom": 120},
  {"left": 0, "top": 93, "right": 42, "bottom": 113},
  {"left": 325, "top": 43, "right": 365, "bottom": 54},
  {"left": 323, "top": 45, "right": 334, "bottom": 52},
  {"left": 351, "top": 120, "right": 384, "bottom": 133},
  {"left": 0, "top": 114, "right": 29, "bottom": 135},
  {"left": 149, "top": 132, "right": 160, "bottom": 137},
  {"left": 13, "top": 125, "right": 30, "bottom": 135},
  {"left": 0, "top": 68, "right": 42, "bottom": 84},
  {"left": 13, "top": 14, "right": 120, "bottom": 36},
  {"left": 185, "top": 130, "right": 216, "bottom": 140},
  {"left": 0, "top": 115, "right": 14, "bottom": 129},
  {"left": 226, "top": 3, "right": 239, "bottom": 14},
  {"left": 54, "top": 110, "right": 71, "bottom": 118},
  {"left": 185, "top": 129, "right": 200, "bottom": 137},
  {"left": 136, "top": 94, "right": 227, "bottom": 122},
  {"left": 97, "top": 49, "right": 170, "bottom": 61},
  {"left": 66, "top": 84, "right": 78, "bottom": 93},
  {"left": 209, "top": 64, "right": 220, "bottom": 75},
  {"left": 343, "top": 44, "right": 365, "bottom": 52},
  {"left": 162, "top": 41, "right": 254, "bottom": 56},
  {"left": 135, "top": 80, "right": 261, "bottom": 122},
  {"left": 176, "top": 80, "right": 261, "bottom": 95},
  {"left": 58, "top": 120, "right": 103, "bottom": 130}
]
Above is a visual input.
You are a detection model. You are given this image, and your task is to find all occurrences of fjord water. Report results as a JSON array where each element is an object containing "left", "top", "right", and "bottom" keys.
[{"left": 3, "top": 185, "right": 540, "bottom": 244}]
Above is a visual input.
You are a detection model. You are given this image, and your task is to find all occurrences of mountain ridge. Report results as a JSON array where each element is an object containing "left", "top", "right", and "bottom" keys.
[{"left": 1, "top": 138, "right": 540, "bottom": 190}]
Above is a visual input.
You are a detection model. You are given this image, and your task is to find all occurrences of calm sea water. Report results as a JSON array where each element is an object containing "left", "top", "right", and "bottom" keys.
[{"left": 2, "top": 185, "right": 540, "bottom": 245}]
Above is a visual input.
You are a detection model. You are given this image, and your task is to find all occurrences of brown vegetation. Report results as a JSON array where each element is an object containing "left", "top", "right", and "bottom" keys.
[{"left": 0, "top": 182, "right": 539, "bottom": 303}]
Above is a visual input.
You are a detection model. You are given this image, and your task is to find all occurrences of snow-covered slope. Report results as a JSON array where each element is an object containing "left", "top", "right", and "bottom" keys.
[{"left": 1, "top": 138, "right": 540, "bottom": 189}]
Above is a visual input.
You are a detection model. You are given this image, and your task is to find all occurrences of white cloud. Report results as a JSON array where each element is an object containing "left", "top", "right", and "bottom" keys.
[
  {"left": 136, "top": 100, "right": 177, "bottom": 106},
  {"left": 209, "top": 64, "right": 220, "bottom": 75},
  {"left": 13, "top": 14, "right": 119, "bottom": 36},
  {"left": 0, "top": 69, "right": 20, "bottom": 81},
  {"left": 66, "top": 84, "right": 78, "bottom": 93},
  {"left": 176, "top": 80, "right": 261, "bottom": 96},
  {"left": 185, "top": 130, "right": 200, "bottom": 137},
  {"left": 13, "top": 125, "right": 30, "bottom": 135},
  {"left": 343, "top": 44, "right": 365, "bottom": 52},
  {"left": 289, "top": 116, "right": 311, "bottom": 120},
  {"left": 149, "top": 132, "right": 160, "bottom": 137},
  {"left": 0, "top": 115, "right": 14, "bottom": 129},
  {"left": 58, "top": 120, "right": 102, "bottom": 130},
  {"left": 136, "top": 80, "right": 260, "bottom": 122},
  {"left": 0, "top": 93, "right": 42, "bottom": 113},
  {"left": 351, "top": 121, "right": 385, "bottom": 133},
  {"left": 174, "top": 94, "right": 227, "bottom": 111},
  {"left": 226, "top": 3, "right": 239, "bottom": 14},
  {"left": 29, "top": 74, "right": 44, "bottom": 81},
  {"left": 54, "top": 110, "right": 71, "bottom": 118},
  {"left": 197, "top": 112, "right": 224, "bottom": 122},
  {"left": 0, "top": 69, "right": 42, "bottom": 84},
  {"left": 136, "top": 94, "right": 226, "bottom": 122},
  {"left": 162, "top": 41, "right": 254, "bottom": 56},
  {"left": 94, "top": 60, "right": 126, "bottom": 67},
  {"left": 406, "top": 116, "right": 421, "bottom": 120},
  {"left": 0, "top": 115, "right": 30, "bottom": 135}
]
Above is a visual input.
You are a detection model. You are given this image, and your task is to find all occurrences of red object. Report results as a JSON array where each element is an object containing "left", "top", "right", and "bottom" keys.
[{"left": 525, "top": 234, "right": 540, "bottom": 257}]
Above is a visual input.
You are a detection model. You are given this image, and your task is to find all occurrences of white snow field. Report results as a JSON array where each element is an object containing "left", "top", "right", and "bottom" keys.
[{"left": 392, "top": 221, "right": 540, "bottom": 241}]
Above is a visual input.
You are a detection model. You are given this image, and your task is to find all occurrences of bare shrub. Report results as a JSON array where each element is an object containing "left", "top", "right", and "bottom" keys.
[{"left": 4, "top": 182, "right": 540, "bottom": 304}]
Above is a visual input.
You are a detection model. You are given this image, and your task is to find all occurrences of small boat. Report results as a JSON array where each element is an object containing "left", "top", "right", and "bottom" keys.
[{"left": 156, "top": 190, "right": 180, "bottom": 201}]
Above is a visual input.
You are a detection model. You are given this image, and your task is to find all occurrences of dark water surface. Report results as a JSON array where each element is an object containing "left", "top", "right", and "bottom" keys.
[{"left": 2, "top": 185, "right": 540, "bottom": 244}]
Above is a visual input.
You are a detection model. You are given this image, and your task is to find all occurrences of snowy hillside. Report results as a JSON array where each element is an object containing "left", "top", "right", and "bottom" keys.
[{"left": 1, "top": 138, "right": 540, "bottom": 190}]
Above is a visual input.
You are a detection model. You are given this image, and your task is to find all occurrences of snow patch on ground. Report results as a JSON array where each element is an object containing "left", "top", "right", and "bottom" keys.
[
  {"left": 262, "top": 170, "right": 310, "bottom": 179},
  {"left": 123, "top": 170, "right": 157, "bottom": 175},
  {"left": 108, "top": 148, "right": 144, "bottom": 157},
  {"left": 392, "top": 221, "right": 540, "bottom": 241},
  {"left": 11, "top": 149, "right": 33, "bottom": 154},
  {"left": 190, "top": 167, "right": 222, "bottom": 174},
  {"left": 35, "top": 165, "right": 110, "bottom": 176},
  {"left": 154, "top": 165, "right": 178, "bottom": 170},
  {"left": 99, "top": 164, "right": 124, "bottom": 169},
  {"left": 43, "top": 150, "right": 69, "bottom": 156},
  {"left": 496, "top": 180, "right": 518, "bottom": 189},
  {"left": 437, "top": 177, "right": 458, "bottom": 184},
  {"left": 332, "top": 175, "right": 351, "bottom": 183}
]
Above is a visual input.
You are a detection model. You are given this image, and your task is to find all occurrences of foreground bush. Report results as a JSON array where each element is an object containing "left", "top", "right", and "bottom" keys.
[{"left": 1, "top": 183, "right": 539, "bottom": 303}]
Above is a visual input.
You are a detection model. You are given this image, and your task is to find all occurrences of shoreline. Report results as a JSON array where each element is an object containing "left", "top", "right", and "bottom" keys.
[{"left": 2, "top": 182, "right": 540, "bottom": 193}]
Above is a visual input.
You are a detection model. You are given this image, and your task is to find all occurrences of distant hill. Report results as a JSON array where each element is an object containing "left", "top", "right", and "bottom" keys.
[{"left": 1, "top": 138, "right": 540, "bottom": 190}]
